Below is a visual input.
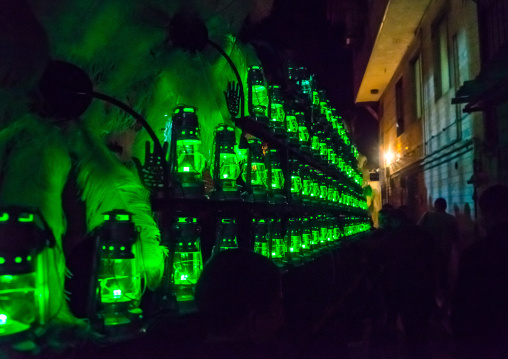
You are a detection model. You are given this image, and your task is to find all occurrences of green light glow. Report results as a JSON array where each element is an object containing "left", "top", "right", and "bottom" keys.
[
  {"left": 18, "top": 214, "right": 34, "bottom": 222},
  {"left": 115, "top": 214, "right": 130, "bottom": 221},
  {"left": 0, "top": 314, "right": 6, "bottom": 325},
  {"left": 14, "top": 257, "right": 21, "bottom": 264},
  {"left": 113, "top": 289, "right": 122, "bottom": 298},
  {"left": 183, "top": 108, "right": 195, "bottom": 113},
  {"left": 0, "top": 258, "right": 4, "bottom": 264},
  {"left": 120, "top": 246, "right": 125, "bottom": 251},
  {"left": 286, "top": 115, "right": 298, "bottom": 133},
  {"left": 104, "top": 214, "right": 110, "bottom": 221},
  {"left": 0, "top": 213, "right": 8, "bottom": 221},
  {"left": 109, "top": 246, "right": 114, "bottom": 251}
]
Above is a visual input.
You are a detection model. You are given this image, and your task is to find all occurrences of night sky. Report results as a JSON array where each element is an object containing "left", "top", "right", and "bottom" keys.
[{"left": 241, "top": 0, "right": 380, "bottom": 168}]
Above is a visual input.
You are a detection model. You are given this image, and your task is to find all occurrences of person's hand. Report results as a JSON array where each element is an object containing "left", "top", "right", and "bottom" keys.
[
  {"left": 133, "top": 141, "right": 169, "bottom": 191},
  {"left": 224, "top": 81, "right": 240, "bottom": 118}
]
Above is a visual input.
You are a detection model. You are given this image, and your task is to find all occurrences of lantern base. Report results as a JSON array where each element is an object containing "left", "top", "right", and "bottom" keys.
[
  {"left": 209, "top": 189, "right": 242, "bottom": 201},
  {"left": 270, "top": 126, "right": 286, "bottom": 138},
  {"left": 287, "top": 135, "right": 299, "bottom": 146},
  {"left": 94, "top": 307, "right": 143, "bottom": 342},
  {"left": 268, "top": 192, "right": 287, "bottom": 204},
  {"left": 172, "top": 183, "right": 205, "bottom": 199},
  {"left": 242, "top": 188, "right": 267, "bottom": 203}
]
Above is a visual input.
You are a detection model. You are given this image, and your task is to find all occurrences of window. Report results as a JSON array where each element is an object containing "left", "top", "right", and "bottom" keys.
[
  {"left": 395, "top": 78, "right": 404, "bottom": 136},
  {"left": 412, "top": 55, "right": 423, "bottom": 121},
  {"left": 452, "top": 34, "right": 463, "bottom": 123},
  {"left": 433, "top": 15, "right": 450, "bottom": 99}
]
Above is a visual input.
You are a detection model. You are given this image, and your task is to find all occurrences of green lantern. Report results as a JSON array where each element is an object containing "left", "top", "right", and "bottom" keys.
[
  {"left": 289, "top": 158, "right": 302, "bottom": 203},
  {"left": 296, "top": 112, "right": 310, "bottom": 149},
  {"left": 311, "top": 76, "right": 319, "bottom": 107},
  {"left": 269, "top": 85, "right": 285, "bottom": 135},
  {"left": 301, "top": 164, "right": 312, "bottom": 203},
  {"left": 297, "top": 67, "right": 312, "bottom": 100},
  {"left": 173, "top": 217, "right": 203, "bottom": 302},
  {"left": 266, "top": 148, "right": 286, "bottom": 203},
  {"left": 270, "top": 219, "right": 286, "bottom": 265},
  {"left": 310, "top": 216, "right": 320, "bottom": 251},
  {"left": 211, "top": 125, "right": 241, "bottom": 200},
  {"left": 285, "top": 107, "right": 299, "bottom": 144},
  {"left": 0, "top": 208, "right": 53, "bottom": 337},
  {"left": 248, "top": 66, "right": 269, "bottom": 116},
  {"left": 326, "top": 176, "right": 335, "bottom": 203},
  {"left": 318, "top": 172, "right": 327, "bottom": 201},
  {"left": 93, "top": 210, "right": 142, "bottom": 327},
  {"left": 170, "top": 106, "right": 206, "bottom": 198},
  {"left": 214, "top": 218, "right": 238, "bottom": 254},
  {"left": 253, "top": 218, "right": 272, "bottom": 258},
  {"left": 318, "top": 215, "right": 328, "bottom": 247},
  {"left": 287, "top": 218, "right": 302, "bottom": 263},
  {"left": 241, "top": 138, "right": 267, "bottom": 202},
  {"left": 301, "top": 217, "right": 312, "bottom": 256},
  {"left": 310, "top": 169, "right": 321, "bottom": 202}
]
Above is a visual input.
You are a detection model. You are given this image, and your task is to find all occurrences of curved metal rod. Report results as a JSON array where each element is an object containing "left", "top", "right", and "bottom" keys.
[
  {"left": 207, "top": 39, "right": 245, "bottom": 120},
  {"left": 85, "top": 91, "right": 170, "bottom": 190}
]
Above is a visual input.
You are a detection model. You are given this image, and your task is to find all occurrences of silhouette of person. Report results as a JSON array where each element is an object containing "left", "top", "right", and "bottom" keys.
[
  {"left": 452, "top": 185, "right": 508, "bottom": 359},
  {"left": 381, "top": 209, "right": 436, "bottom": 359},
  {"left": 193, "top": 249, "right": 285, "bottom": 359},
  {"left": 418, "top": 197, "right": 459, "bottom": 311}
]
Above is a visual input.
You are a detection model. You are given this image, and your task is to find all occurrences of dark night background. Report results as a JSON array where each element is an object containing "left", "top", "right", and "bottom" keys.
[{"left": 241, "top": 0, "right": 380, "bottom": 168}]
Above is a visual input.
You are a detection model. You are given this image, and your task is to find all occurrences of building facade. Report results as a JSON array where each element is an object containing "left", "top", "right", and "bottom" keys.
[{"left": 353, "top": 0, "right": 483, "bottom": 241}]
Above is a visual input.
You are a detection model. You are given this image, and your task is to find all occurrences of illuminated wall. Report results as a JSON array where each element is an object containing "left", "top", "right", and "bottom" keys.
[{"left": 372, "top": 0, "right": 482, "bottom": 237}]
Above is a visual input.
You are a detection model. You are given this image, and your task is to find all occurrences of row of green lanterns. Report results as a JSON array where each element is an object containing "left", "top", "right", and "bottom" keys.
[
  {"left": 247, "top": 66, "right": 362, "bottom": 193},
  {"left": 162, "top": 102, "right": 364, "bottom": 204},
  {"left": 170, "top": 214, "right": 372, "bottom": 303},
  {"left": 0, "top": 206, "right": 372, "bottom": 342}
]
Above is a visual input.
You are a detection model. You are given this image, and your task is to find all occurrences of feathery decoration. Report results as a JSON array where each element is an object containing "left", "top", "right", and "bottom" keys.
[{"left": 70, "top": 121, "right": 165, "bottom": 289}]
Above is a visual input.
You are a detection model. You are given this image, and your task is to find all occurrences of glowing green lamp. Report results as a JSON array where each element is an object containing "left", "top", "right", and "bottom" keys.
[
  {"left": 310, "top": 169, "right": 321, "bottom": 203},
  {"left": 269, "top": 218, "right": 286, "bottom": 265},
  {"left": 285, "top": 108, "right": 299, "bottom": 145},
  {"left": 93, "top": 210, "right": 142, "bottom": 327},
  {"left": 172, "top": 217, "right": 203, "bottom": 302},
  {"left": 289, "top": 159, "right": 302, "bottom": 203},
  {"left": 210, "top": 125, "right": 241, "bottom": 200},
  {"left": 214, "top": 218, "right": 238, "bottom": 254},
  {"left": 241, "top": 138, "right": 267, "bottom": 202},
  {"left": 268, "top": 85, "right": 285, "bottom": 135},
  {"left": 170, "top": 106, "right": 206, "bottom": 198},
  {"left": 253, "top": 218, "right": 272, "bottom": 258},
  {"left": 301, "top": 164, "right": 312, "bottom": 204},
  {"left": 266, "top": 148, "right": 286, "bottom": 203},
  {"left": 248, "top": 66, "right": 269, "bottom": 116},
  {"left": 296, "top": 112, "right": 310, "bottom": 151},
  {"left": 287, "top": 218, "right": 302, "bottom": 263},
  {"left": 301, "top": 217, "right": 312, "bottom": 257},
  {"left": 0, "top": 208, "right": 53, "bottom": 337}
]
